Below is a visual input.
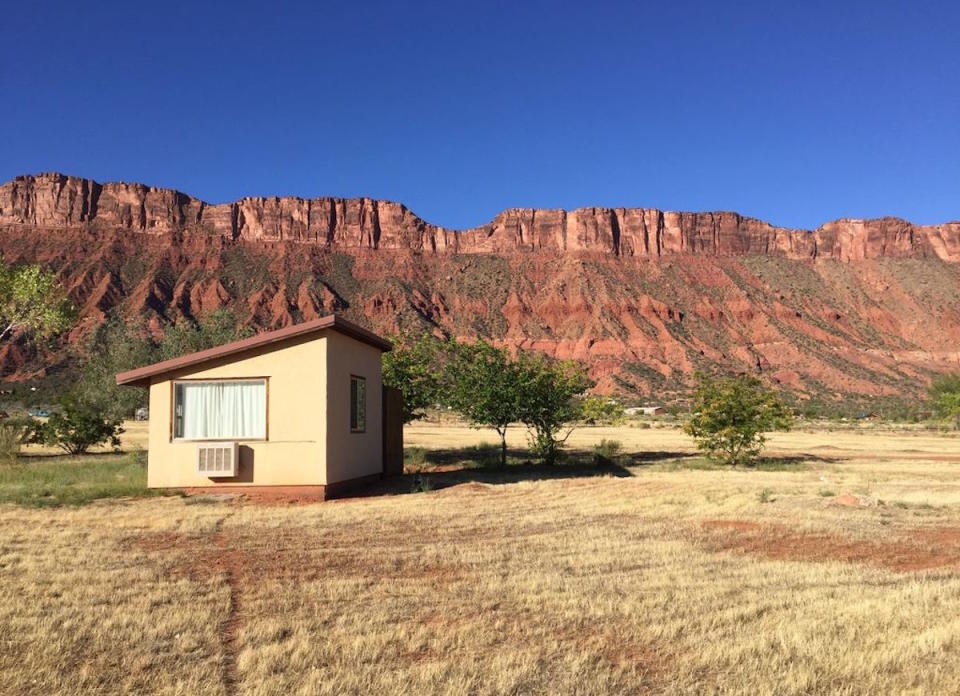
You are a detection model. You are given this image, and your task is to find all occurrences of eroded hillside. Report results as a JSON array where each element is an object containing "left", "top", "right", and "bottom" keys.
[{"left": 1, "top": 173, "right": 958, "bottom": 408}]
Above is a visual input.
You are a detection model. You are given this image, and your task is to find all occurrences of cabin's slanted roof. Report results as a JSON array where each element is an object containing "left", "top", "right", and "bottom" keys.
[{"left": 116, "top": 315, "right": 391, "bottom": 387}]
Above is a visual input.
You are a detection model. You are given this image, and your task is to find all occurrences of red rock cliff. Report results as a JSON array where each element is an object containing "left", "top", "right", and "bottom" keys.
[
  {"left": 0, "top": 172, "right": 958, "bottom": 406},
  {"left": 2, "top": 173, "right": 958, "bottom": 261}
]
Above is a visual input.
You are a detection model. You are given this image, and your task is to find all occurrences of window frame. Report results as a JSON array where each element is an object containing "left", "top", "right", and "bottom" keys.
[
  {"left": 350, "top": 375, "right": 367, "bottom": 434},
  {"left": 170, "top": 377, "right": 270, "bottom": 443}
]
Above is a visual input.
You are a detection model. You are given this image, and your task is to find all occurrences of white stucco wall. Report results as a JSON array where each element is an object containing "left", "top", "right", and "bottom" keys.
[
  {"left": 146, "top": 332, "right": 328, "bottom": 487},
  {"left": 323, "top": 330, "right": 384, "bottom": 484}
]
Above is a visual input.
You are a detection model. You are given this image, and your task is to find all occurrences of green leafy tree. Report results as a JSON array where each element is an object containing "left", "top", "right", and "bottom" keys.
[
  {"left": 929, "top": 373, "right": 960, "bottom": 429},
  {"left": 448, "top": 341, "right": 523, "bottom": 468},
  {"left": 581, "top": 395, "right": 625, "bottom": 425},
  {"left": 72, "top": 309, "right": 252, "bottom": 421},
  {"left": 0, "top": 261, "right": 73, "bottom": 343},
  {"left": 72, "top": 319, "right": 156, "bottom": 420},
  {"left": 516, "top": 354, "right": 594, "bottom": 465},
  {"left": 31, "top": 394, "right": 124, "bottom": 455},
  {"left": 383, "top": 333, "right": 446, "bottom": 423},
  {"left": 158, "top": 310, "right": 253, "bottom": 360},
  {"left": 685, "top": 373, "right": 793, "bottom": 466}
]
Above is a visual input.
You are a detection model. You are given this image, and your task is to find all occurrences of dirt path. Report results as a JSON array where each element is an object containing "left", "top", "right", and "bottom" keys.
[{"left": 213, "top": 514, "right": 242, "bottom": 696}]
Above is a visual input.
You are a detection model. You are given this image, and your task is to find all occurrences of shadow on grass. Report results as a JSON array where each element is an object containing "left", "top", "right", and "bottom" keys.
[
  {"left": 349, "top": 446, "right": 699, "bottom": 499},
  {"left": 351, "top": 446, "right": 839, "bottom": 499},
  {"left": 623, "top": 450, "right": 701, "bottom": 466},
  {"left": 657, "top": 453, "right": 834, "bottom": 472},
  {"left": 414, "top": 446, "right": 698, "bottom": 469}
]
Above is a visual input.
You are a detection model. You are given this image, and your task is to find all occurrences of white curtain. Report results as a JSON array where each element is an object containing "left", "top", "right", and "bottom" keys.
[{"left": 176, "top": 381, "right": 266, "bottom": 439}]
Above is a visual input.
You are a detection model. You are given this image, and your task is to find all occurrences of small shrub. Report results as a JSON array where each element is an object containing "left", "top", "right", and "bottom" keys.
[
  {"left": 528, "top": 429, "right": 568, "bottom": 466},
  {"left": 819, "top": 489, "right": 836, "bottom": 497},
  {"left": 929, "top": 372, "right": 960, "bottom": 430},
  {"left": 581, "top": 396, "right": 625, "bottom": 425},
  {"left": 466, "top": 442, "right": 500, "bottom": 468},
  {"left": 411, "top": 474, "right": 434, "bottom": 493},
  {"left": 128, "top": 447, "right": 147, "bottom": 468},
  {"left": 0, "top": 418, "right": 32, "bottom": 464},
  {"left": 758, "top": 488, "right": 775, "bottom": 503},
  {"left": 31, "top": 395, "right": 124, "bottom": 455},
  {"left": 404, "top": 447, "right": 428, "bottom": 470},
  {"left": 592, "top": 439, "right": 623, "bottom": 466}
]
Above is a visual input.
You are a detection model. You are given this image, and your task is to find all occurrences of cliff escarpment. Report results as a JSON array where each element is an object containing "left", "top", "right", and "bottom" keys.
[{"left": 1, "top": 172, "right": 958, "bottom": 407}]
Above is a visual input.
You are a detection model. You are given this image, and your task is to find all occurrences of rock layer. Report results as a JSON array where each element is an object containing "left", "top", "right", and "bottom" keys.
[
  {"left": 2, "top": 173, "right": 958, "bottom": 261},
  {"left": 1, "top": 172, "right": 959, "bottom": 407}
]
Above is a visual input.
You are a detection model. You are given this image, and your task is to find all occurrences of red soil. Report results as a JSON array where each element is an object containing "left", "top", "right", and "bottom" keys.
[{"left": 701, "top": 519, "right": 960, "bottom": 573}]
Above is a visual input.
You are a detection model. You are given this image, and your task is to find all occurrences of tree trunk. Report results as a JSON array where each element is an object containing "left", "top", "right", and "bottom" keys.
[{"left": 500, "top": 430, "right": 507, "bottom": 469}]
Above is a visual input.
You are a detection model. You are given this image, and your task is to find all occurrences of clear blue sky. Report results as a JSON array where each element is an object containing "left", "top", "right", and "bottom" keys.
[{"left": 2, "top": 1, "right": 958, "bottom": 230}]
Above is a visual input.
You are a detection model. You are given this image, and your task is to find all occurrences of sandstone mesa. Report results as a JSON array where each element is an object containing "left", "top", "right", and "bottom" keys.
[{"left": 1, "top": 172, "right": 958, "bottom": 404}]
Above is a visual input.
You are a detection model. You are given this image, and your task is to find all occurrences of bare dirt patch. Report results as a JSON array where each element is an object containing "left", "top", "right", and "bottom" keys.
[
  {"left": 834, "top": 494, "right": 861, "bottom": 507},
  {"left": 701, "top": 519, "right": 960, "bottom": 573},
  {"left": 433, "top": 481, "right": 493, "bottom": 496}
]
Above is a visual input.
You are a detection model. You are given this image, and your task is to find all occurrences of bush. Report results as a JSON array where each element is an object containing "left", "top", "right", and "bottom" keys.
[
  {"left": 592, "top": 438, "right": 623, "bottom": 466},
  {"left": 528, "top": 428, "right": 568, "bottom": 466},
  {"left": 929, "top": 373, "right": 960, "bottom": 430},
  {"left": 404, "top": 446, "right": 428, "bottom": 470},
  {"left": 685, "top": 373, "right": 793, "bottom": 466},
  {"left": 581, "top": 396, "right": 625, "bottom": 425},
  {"left": 411, "top": 474, "right": 434, "bottom": 493},
  {"left": 0, "top": 418, "right": 32, "bottom": 464},
  {"left": 32, "top": 395, "right": 124, "bottom": 455}
]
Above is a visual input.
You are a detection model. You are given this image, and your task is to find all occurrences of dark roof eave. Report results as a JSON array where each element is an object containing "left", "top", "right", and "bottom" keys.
[{"left": 115, "top": 315, "right": 391, "bottom": 387}]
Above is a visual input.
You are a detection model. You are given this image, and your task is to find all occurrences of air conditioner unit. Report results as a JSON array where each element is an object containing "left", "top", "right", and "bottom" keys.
[{"left": 197, "top": 442, "right": 239, "bottom": 477}]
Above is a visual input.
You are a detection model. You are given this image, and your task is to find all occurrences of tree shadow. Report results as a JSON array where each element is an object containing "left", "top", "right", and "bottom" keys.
[
  {"left": 623, "top": 450, "right": 700, "bottom": 466},
  {"left": 658, "top": 452, "right": 839, "bottom": 472},
  {"left": 340, "top": 446, "right": 697, "bottom": 500},
  {"left": 337, "top": 447, "right": 843, "bottom": 501}
]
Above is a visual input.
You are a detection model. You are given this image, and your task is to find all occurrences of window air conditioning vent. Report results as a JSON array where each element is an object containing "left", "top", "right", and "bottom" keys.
[{"left": 197, "top": 442, "right": 239, "bottom": 477}]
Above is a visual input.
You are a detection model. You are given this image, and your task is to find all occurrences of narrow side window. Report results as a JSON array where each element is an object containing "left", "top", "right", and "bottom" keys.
[{"left": 350, "top": 376, "right": 366, "bottom": 433}]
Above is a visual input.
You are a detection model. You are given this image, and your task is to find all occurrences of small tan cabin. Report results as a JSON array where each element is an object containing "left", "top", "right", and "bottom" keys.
[{"left": 116, "top": 316, "right": 401, "bottom": 498}]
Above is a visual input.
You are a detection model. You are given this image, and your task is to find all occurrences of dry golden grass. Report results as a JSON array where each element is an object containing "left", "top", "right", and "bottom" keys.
[
  {"left": 405, "top": 420, "right": 960, "bottom": 460},
  {"left": 2, "top": 424, "right": 960, "bottom": 694}
]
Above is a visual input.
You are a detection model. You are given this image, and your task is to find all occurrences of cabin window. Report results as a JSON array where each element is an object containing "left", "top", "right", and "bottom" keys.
[
  {"left": 173, "top": 379, "right": 267, "bottom": 440},
  {"left": 350, "top": 375, "right": 366, "bottom": 433}
]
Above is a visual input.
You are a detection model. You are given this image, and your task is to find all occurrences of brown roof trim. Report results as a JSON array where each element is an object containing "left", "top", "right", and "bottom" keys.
[{"left": 116, "top": 315, "right": 391, "bottom": 387}]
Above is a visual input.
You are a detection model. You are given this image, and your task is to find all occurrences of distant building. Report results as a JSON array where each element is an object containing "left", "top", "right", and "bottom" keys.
[{"left": 625, "top": 406, "right": 666, "bottom": 416}]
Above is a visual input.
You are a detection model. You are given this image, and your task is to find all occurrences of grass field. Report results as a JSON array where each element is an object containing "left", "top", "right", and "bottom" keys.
[{"left": 1, "top": 422, "right": 959, "bottom": 694}]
